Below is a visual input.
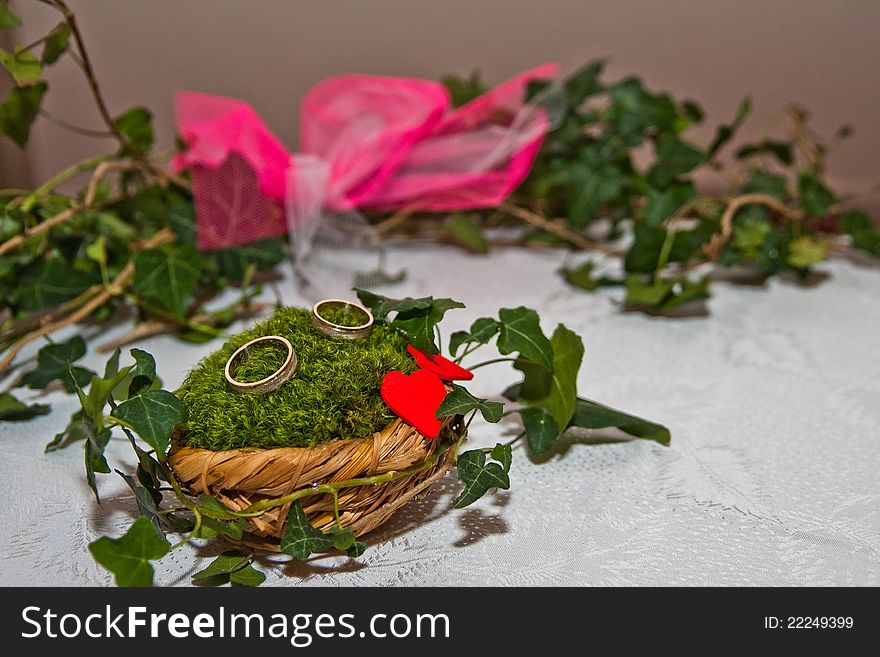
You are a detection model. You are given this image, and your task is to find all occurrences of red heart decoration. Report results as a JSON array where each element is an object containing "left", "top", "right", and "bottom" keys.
[
  {"left": 407, "top": 345, "right": 474, "bottom": 381},
  {"left": 380, "top": 369, "right": 447, "bottom": 439}
]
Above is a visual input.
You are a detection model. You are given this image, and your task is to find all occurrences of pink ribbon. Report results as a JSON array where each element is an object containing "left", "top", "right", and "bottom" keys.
[{"left": 174, "top": 63, "right": 559, "bottom": 250}]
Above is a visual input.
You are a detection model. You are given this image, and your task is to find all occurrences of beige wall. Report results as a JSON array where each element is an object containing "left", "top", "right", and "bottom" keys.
[{"left": 3, "top": 0, "right": 879, "bottom": 197}]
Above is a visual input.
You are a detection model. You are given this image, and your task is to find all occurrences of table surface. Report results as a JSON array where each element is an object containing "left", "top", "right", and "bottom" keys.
[{"left": 2, "top": 243, "right": 879, "bottom": 586}]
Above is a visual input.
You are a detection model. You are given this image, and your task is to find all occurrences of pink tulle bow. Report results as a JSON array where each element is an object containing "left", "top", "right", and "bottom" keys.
[{"left": 174, "top": 63, "right": 559, "bottom": 250}]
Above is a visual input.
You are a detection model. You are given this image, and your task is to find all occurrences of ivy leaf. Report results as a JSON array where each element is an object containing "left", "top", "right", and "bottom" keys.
[
  {"left": 436, "top": 384, "right": 503, "bottom": 423},
  {"left": 490, "top": 442, "right": 513, "bottom": 473},
  {"left": 114, "top": 106, "right": 153, "bottom": 155},
  {"left": 133, "top": 244, "right": 203, "bottom": 318},
  {"left": 708, "top": 97, "right": 750, "bottom": 156},
  {"left": 0, "top": 209, "right": 21, "bottom": 241},
  {"left": 453, "top": 449, "right": 511, "bottom": 508},
  {"left": 391, "top": 298, "right": 465, "bottom": 354},
  {"left": 78, "top": 365, "right": 132, "bottom": 426},
  {"left": 519, "top": 406, "right": 559, "bottom": 455},
  {"left": 753, "top": 230, "right": 789, "bottom": 275},
  {"left": 745, "top": 172, "right": 789, "bottom": 200},
  {"left": 346, "top": 540, "right": 367, "bottom": 558},
  {"left": 566, "top": 397, "right": 670, "bottom": 446},
  {"left": 517, "top": 325, "right": 583, "bottom": 431},
  {"left": 625, "top": 275, "right": 709, "bottom": 311},
  {"left": 196, "top": 495, "right": 241, "bottom": 521},
  {"left": 88, "top": 517, "right": 170, "bottom": 587},
  {"left": 191, "top": 551, "right": 250, "bottom": 583},
  {"left": 849, "top": 226, "right": 880, "bottom": 257},
  {"left": 798, "top": 172, "right": 836, "bottom": 218},
  {"left": 63, "top": 364, "right": 121, "bottom": 501},
  {"left": 659, "top": 277, "right": 710, "bottom": 311},
  {"left": 0, "top": 392, "right": 50, "bottom": 422},
  {"left": 668, "top": 219, "right": 718, "bottom": 263},
  {"left": 117, "top": 471, "right": 166, "bottom": 534},
  {"left": 448, "top": 317, "right": 500, "bottom": 356},
  {"left": 230, "top": 563, "right": 266, "bottom": 587},
  {"left": 445, "top": 213, "right": 488, "bottom": 253},
  {"left": 565, "top": 59, "right": 604, "bottom": 105},
  {"left": 642, "top": 182, "right": 696, "bottom": 227},
  {"left": 41, "top": 22, "right": 71, "bottom": 64},
  {"left": 732, "top": 212, "right": 772, "bottom": 261},
  {"left": 787, "top": 236, "right": 828, "bottom": 270},
  {"left": 624, "top": 223, "right": 666, "bottom": 273},
  {"left": 512, "top": 357, "right": 552, "bottom": 400},
  {"left": 44, "top": 409, "right": 88, "bottom": 451},
  {"left": 841, "top": 209, "right": 880, "bottom": 257},
  {"left": 167, "top": 200, "right": 197, "bottom": 244},
  {"left": 0, "top": 82, "right": 46, "bottom": 147},
  {"left": 85, "top": 234, "right": 107, "bottom": 267},
  {"left": 111, "top": 390, "right": 187, "bottom": 459},
  {"left": 558, "top": 261, "right": 621, "bottom": 292},
  {"left": 195, "top": 516, "right": 247, "bottom": 541},
  {"left": 560, "top": 261, "right": 599, "bottom": 291},
  {"left": 128, "top": 347, "right": 158, "bottom": 397},
  {"left": 1, "top": 1, "right": 22, "bottom": 28},
  {"left": 207, "top": 237, "right": 284, "bottom": 281},
  {"left": 85, "top": 425, "right": 112, "bottom": 501},
  {"left": 680, "top": 99, "right": 704, "bottom": 124},
  {"left": 325, "top": 526, "right": 358, "bottom": 551},
  {"left": 0, "top": 46, "right": 41, "bottom": 85},
  {"left": 607, "top": 77, "right": 678, "bottom": 135},
  {"left": 441, "top": 70, "right": 488, "bottom": 107},
  {"left": 647, "top": 136, "right": 706, "bottom": 187},
  {"left": 840, "top": 209, "right": 872, "bottom": 235},
  {"left": 279, "top": 502, "right": 333, "bottom": 559},
  {"left": 567, "top": 163, "right": 625, "bottom": 226},
  {"left": 735, "top": 140, "right": 793, "bottom": 166},
  {"left": 18, "top": 334, "right": 94, "bottom": 392},
  {"left": 131, "top": 443, "right": 166, "bottom": 498},
  {"left": 354, "top": 288, "right": 433, "bottom": 321},
  {"left": 624, "top": 276, "right": 674, "bottom": 307},
  {"left": 17, "top": 255, "right": 99, "bottom": 310},
  {"left": 103, "top": 348, "right": 122, "bottom": 379},
  {"left": 497, "top": 306, "right": 553, "bottom": 371}
]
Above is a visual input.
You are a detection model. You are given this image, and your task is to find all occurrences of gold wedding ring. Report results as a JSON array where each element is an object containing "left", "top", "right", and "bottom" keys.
[
  {"left": 224, "top": 335, "right": 298, "bottom": 394},
  {"left": 311, "top": 299, "right": 374, "bottom": 340}
]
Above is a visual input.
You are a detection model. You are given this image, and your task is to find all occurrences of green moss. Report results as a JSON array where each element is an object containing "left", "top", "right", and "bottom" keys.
[{"left": 176, "top": 306, "right": 415, "bottom": 451}]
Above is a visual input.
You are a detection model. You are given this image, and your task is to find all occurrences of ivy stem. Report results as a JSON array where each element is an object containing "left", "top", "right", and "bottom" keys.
[
  {"left": 17, "top": 154, "right": 111, "bottom": 212},
  {"left": 153, "top": 433, "right": 461, "bottom": 525},
  {"left": 39, "top": 1, "right": 188, "bottom": 190},
  {"left": 169, "top": 519, "right": 197, "bottom": 551},
  {"left": 467, "top": 356, "right": 516, "bottom": 371},
  {"left": 453, "top": 341, "right": 485, "bottom": 364},
  {"left": 48, "top": 0, "right": 132, "bottom": 151},
  {"left": 655, "top": 226, "right": 676, "bottom": 273},
  {"left": 38, "top": 109, "right": 116, "bottom": 139},
  {"left": 702, "top": 193, "right": 804, "bottom": 261},
  {"left": 331, "top": 490, "right": 342, "bottom": 529},
  {"left": 498, "top": 201, "right": 624, "bottom": 256},
  {"left": 232, "top": 447, "right": 449, "bottom": 518},
  {"left": 124, "top": 294, "right": 227, "bottom": 339}
]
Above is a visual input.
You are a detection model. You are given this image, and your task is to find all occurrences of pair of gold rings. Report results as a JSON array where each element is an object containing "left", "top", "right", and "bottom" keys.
[{"left": 224, "top": 299, "right": 374, "bottom": 394}]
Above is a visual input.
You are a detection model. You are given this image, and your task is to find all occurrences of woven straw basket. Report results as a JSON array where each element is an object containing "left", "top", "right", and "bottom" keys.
[{"left": 168, "top": 416, "right": 461, "bottom": 551}]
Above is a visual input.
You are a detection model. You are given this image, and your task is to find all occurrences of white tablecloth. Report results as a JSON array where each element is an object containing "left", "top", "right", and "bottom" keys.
[{"left": 2, "top": 244, "right": 879, "bottom": 586}]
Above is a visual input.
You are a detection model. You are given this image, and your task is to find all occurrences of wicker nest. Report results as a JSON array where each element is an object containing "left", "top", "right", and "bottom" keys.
[{"left": 168, "top": 416, "right": 461, "bottom": 551}]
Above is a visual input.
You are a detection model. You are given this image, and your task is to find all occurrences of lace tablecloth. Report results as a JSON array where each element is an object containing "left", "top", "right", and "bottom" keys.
[{"left": 2, "top": 244, "right": 878, "bottom": 586}]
